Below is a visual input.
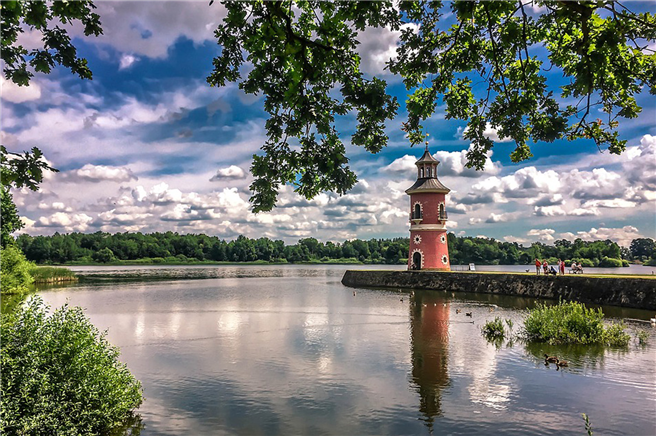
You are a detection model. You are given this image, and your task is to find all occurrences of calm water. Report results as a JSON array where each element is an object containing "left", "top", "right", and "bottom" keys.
[{"left": 38, "top": 265, "right": 655, "bottom": 436}]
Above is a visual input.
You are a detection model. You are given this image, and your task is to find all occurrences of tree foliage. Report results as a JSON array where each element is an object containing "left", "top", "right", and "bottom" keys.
[
  {"left": 14, "top": 231, "right": 637, "bottom": 267},
  {"left": 0, "top": 244, "right": 34, "bottom": 294},
  {"left": 1, "top": 296, "right": 142, "bottom": 435},
  {"left": 210, "top": 1, "right": 656, "bottom": 211}
]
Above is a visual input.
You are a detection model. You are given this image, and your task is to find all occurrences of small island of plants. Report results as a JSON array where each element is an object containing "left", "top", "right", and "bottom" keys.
[{"left": 482, "top": 300, "right": 635, "bottom": 347}]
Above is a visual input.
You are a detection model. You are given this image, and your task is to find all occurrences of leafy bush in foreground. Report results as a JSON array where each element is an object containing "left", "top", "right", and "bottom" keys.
[
  {"left": 0, "top": 245, "right": 34, "bottom": 294},
  {"left": 522, "top": 300, "right": 630, "bottom": 346},
  {"left": 1, "top": 296, "right": 142, "bottom": 435}
]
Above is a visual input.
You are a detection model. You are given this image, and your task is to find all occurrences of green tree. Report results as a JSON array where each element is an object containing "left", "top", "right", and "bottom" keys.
[
  {"left": 1, "top": 187, "right": 22, "bottom": 249},
  {"left": 210, "top": 1, "right": 655, "bottom": 211},
  {"left": 630, "top": 238, "right": 655, "bottom": 259},
  {"left": 92, "top": 247, "right": 116, "bottom": 263},
  {"left": 0, "top": 244, "right": 34, "bottom": 294}
]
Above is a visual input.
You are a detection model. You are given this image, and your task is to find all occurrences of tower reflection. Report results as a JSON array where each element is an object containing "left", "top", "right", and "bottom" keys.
[{"left": 409, "top": 294, "right": 450, "bottom": 432}]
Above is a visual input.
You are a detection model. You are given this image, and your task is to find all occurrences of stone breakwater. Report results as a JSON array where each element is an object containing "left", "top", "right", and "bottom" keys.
[{"left": 341, "top": 270, "right": 656, "bottom": 310}]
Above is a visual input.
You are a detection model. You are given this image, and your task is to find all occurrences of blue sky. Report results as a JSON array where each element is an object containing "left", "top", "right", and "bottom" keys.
[{"left": 2, "top": 1, "right": 654, "bottom": 247}]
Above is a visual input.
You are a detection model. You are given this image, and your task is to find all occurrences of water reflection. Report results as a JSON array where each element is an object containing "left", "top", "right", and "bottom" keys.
[
  {"left": 409, "top": 294, "right": 450, "bottom": 430},
  {"left": 34, "top": 266, "right": 656, "bottom": 436}
]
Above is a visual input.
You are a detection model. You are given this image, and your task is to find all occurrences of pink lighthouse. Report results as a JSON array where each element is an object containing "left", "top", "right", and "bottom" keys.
[{"left": 406, "top": 146, "right": 451, "bottom": 271}]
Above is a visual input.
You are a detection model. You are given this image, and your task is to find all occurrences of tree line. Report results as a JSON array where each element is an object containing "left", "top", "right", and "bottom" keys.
[{"left": 15, "top": 232, "right": 655, "bottom": 267}]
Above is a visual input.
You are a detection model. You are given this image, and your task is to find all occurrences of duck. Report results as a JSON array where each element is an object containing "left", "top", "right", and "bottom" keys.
[
  {"left": 489, "top": 307, "right": 495, "bottom": 312},
  {"left": 555, "top": 359, "right": 568, "bottom": 367},
  {"left": 400, "top": 298, "right": 404, "bottom": 303},
  {"left": 353, "top": 291, "right": 356, "bottom": 296},
  {"left": 465, "top": 312, "right": 472, "bottom": 317},
  {"left": 456, "top": 309, "right": 461, "bottom": 314},
  {"left": 544, "top": 354, "right": 558, "bottom": 363},
  {"left": 525, "top": 269, "right": 530, "bottom": 273}
]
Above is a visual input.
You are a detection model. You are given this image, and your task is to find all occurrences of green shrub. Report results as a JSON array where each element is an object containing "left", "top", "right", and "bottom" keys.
[
  {"left": 0, "top": 245, "right": 34, "bottom": 294},
  {"left": 602, "top": 322, "right": 631, "bottom": 346},
  {"left": 1, "top": 296, "right": 142, "bottom": 434},
  {"left": 522, "top": 300, "right": 629, "bottom": 346},
  {"left": 598, "top": 256, "right": 623, "bottom": 267},
  {"left": 92, "top": 247, "right": 117, "bottom": 263},
  {"left": 482, "top": 317, "right": 506, "bottom": 339},
  {"left": 621, "top": 259, "right": 630, "bottom": 267},
  {"left": 637, "top": 330, "right": 649, "bottom": 345},
  {"left": 571, "top": 258, "right": 595, "bottom": 268}
]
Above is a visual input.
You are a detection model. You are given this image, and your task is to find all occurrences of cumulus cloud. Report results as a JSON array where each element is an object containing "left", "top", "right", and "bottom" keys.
[
  {"left": 36, "top": 212, "right": 93, "bottom": 232},
  {"left": 558, "top": 226, "right": 644, "bottom": 247},
  {"left": 485, "top": 213, "right": 515, "bottom": 223},
  {"left": 461, "top": 123, "right": 513, "bottom": 143},
  {"left": 533, "top": 206, "right": 566, "bottom": 217},
  {"left": 119, "top": 54, "right": 138, "bottom": 70},
  {"left": 210, "top": 165, "right": 247, "bottom": 181},
  {"left": 356, "top": 24, "right": 417, "bottom": 77},
  {"left": 527, "top": 228, "right": 556, "bottom": 242},
  {"left": 69, "top": 2, "right": 226, "bottom": 59},
  {"left": 65, "top": 164, "right": 138, "bottom": 183},
  {"left": 1, "top": 77, "right": 42, "bottom": 103}
]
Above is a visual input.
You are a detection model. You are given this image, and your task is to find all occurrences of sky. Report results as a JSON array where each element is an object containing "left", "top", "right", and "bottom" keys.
[{"left": 1, "top": 1, "right": 655, "bottom": 247}]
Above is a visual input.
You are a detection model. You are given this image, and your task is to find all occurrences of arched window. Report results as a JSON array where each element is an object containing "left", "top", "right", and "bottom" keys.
[
  {"left": 420, "top": 168, "right": 424, "bottom": 178},
  {"left": 414, "top": 203, "right": 422, "bottom": 219},
  {"left": 439, "top": 203, "right": 445, "bottom": 219}
]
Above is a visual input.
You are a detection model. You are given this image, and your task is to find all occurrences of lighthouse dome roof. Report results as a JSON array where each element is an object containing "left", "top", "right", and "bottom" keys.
[
  {"left": 405, "top": 178, "right": 450, "bottom": 195},
  {"left": 415, "top": 146, "right": 439, "bottom": 165}
]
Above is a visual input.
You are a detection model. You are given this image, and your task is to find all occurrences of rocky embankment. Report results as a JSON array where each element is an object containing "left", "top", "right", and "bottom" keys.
[{"left": 342, "top": 270, "right": 656, "bottom": 310}]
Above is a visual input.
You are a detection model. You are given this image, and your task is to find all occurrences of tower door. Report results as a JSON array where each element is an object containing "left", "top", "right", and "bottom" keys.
[{"left": 413, "top": 252, "right": 422, "bottom": 270}]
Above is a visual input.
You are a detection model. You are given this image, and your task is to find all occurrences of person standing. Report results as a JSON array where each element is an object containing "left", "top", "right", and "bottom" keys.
[
  {"left": 559, "top": 259, "right": 565, "bottom": 275},
  {"left": 535, "top": 258, "right": 541, "bottom": 275},
  {"left": 542, "top": 260, "right": 548, "bottom": 275}
]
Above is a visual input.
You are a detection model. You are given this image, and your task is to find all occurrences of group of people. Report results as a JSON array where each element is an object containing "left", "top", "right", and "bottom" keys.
[{"left": 534, "top": 258, "right": 577, "bottom": 275}]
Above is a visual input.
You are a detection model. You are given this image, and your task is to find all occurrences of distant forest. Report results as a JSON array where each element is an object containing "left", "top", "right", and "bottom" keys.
[{"left": 15, "top": 232, "right": 656, "bottom": 267}]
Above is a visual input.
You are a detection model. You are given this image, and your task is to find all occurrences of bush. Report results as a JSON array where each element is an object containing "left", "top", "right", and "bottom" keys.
[
  {"left": 621, "top": 259, "right": 630, "bottom": 267},
  {"left": 598, "top": 256, "right": 623, "bottom": 267},
  {"left": 602, "top": 322, "right": 631, "bottom": 346},
  {"left": 572, "top": 258, "right": 595, "bottom": 268},
  {"left": 0, "top": 245, "right": 34, "bottom": 294},
  {"left": 92, "top": 247, "right": 116, "bottom": 263},
  {"left": 1, "top": 296, "right": 142, "bottom": 434},
  {"left": 522, "top": 300, "right": 630, "bottom": 346},
  {"left": 482, "top": 317, "right": 506, "bottom": 339}
]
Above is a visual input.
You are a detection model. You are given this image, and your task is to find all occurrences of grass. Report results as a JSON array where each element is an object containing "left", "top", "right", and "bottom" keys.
[
  {"left": 522, "top": 300, "right": 631, "bottom": 346},
  {"left": 29, "top": 266, "right": 78, "bottom": 284}
]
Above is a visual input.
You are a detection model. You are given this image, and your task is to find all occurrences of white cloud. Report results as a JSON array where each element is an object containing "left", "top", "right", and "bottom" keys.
[
  {"left": 119, "top": 54, "right": 138, "bottom": 70},
  {"left": 210, "top": 165, "right": 247, "bottom": 181},
  {"left": 71, "top": 164, "right": 137, "bottom": 183},
  {"left": 461, "top": 123, "right": 513, "bottom": 143},
  {"left": 528, "top": 228, "right": 556, "bottom": 242},
  {"left": 533, "top": 206, "right": 566, "bottom": 217},
  {"left": 558, "top": 226, "right": 644, "bottom": 247},
  {"left": 1, "top": 77, "right": 42, "bottom": 103},
  {"left": 36, "top": 212, "right": 93, "bottom": 232},
  {"left": 69, "top": 2, "right": 226, "bottom": 59},
  {"left": 357, "top": 23, "right": 417, "bottom": 77}
]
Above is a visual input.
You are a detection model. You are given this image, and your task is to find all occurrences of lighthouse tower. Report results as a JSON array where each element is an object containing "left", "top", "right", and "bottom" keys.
[{"left": 406, "top": 146, "right": 451, "bottom": 271}]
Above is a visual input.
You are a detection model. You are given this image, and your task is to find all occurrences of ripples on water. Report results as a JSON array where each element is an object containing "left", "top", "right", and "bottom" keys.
[{"left": 38, "top": 265, "right": 655, "bottom": 436}]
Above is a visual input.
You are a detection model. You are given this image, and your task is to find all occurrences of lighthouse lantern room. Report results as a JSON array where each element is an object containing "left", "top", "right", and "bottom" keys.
[{"left": 406, "top": 145, "right": 451, "bottom": 271}]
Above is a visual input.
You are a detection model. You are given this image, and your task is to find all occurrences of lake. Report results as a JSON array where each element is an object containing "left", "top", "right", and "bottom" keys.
[{"left": 38, "top": 265, "right": 655, "bottom": 435}]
